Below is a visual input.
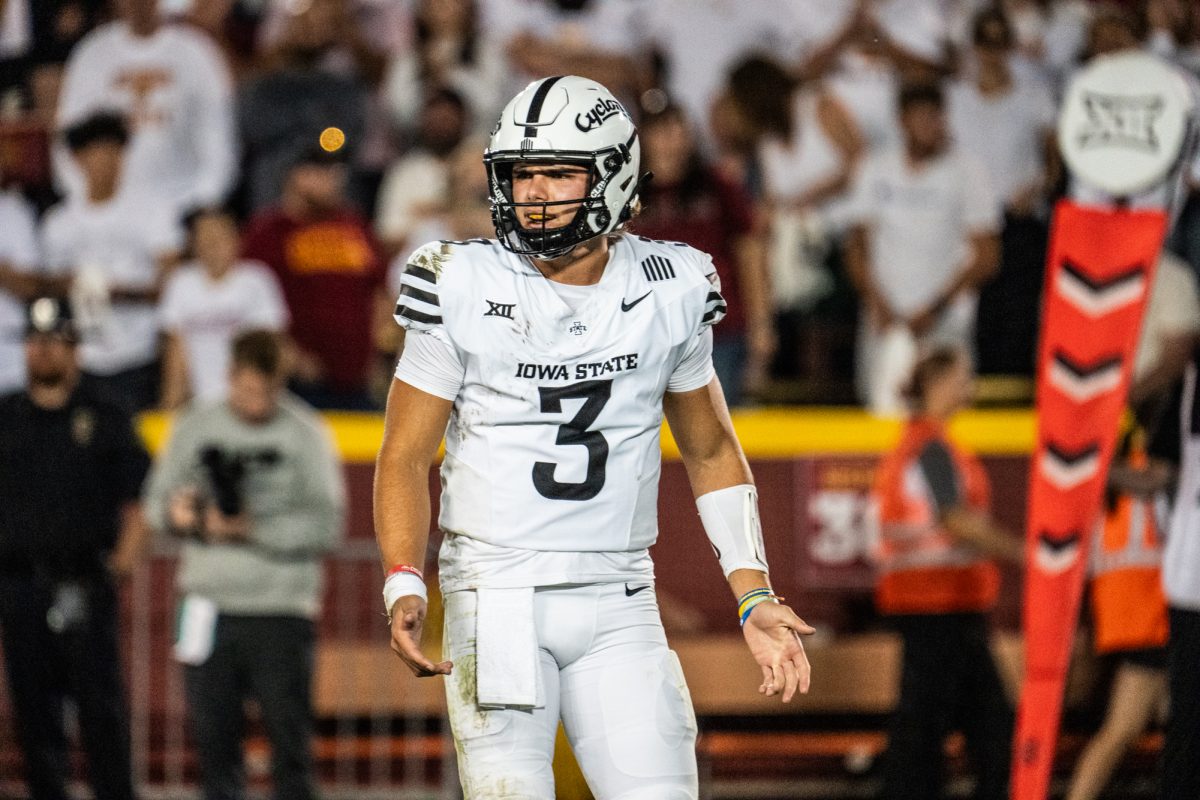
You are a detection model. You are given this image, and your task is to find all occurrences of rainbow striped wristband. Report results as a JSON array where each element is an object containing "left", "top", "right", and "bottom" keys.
[{"left": 737, "top": 588, "right": 779, "bottom": 626}]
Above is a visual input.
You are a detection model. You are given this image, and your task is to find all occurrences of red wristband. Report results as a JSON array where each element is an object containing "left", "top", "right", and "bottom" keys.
[{"left": 386, "top": 564, "right": 424, "bottom": 580}]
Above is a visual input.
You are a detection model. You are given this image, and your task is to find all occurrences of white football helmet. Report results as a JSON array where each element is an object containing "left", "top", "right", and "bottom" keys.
[{"left": 484, "top": 75, "right": 644, "bottom": 259}]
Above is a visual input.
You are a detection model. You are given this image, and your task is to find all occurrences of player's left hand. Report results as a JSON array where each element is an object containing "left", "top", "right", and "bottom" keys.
[{"left": 741, "top": 602, "right": 815, "bottom": 703}]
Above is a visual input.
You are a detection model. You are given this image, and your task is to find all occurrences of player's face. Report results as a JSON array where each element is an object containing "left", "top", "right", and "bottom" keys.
[
  {"left": 228, "top": 367, "right": 282, "bottom": 424},
  {"left": 511, "top": 163, "right": 591, "bottom": 230}
]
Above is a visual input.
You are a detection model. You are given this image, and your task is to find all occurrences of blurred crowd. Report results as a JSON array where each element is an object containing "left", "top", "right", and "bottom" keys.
[{"left": 1, "top": 0, "right": 1200, "bottom": 412}]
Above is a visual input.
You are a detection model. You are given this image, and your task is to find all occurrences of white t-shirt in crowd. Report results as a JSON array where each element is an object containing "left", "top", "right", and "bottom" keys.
[
  {"left": 159, "top": 261, "right": 290, "bottom": 402},
  {"left": 40, "top": 189, "right": 183, "bottom": 375},
  {"left": 948, "top": 74, "right": 1057, "bottom": 208},
  {"left": 826, "top": 51, "right": 903, "bottom": 159},
  {"left": 1135, "top": 251, "right": 1200, "bottom": 384},
  {"left": 484, "top": 0, "right": 641, "bottom": 95},
  {"left": 760, "top": 91, "right": 849, "bottom": 216},
  {"left": 630, "top": 0, "right": 809, "bottom": 145},
  {"left": 375, "top": 152, "right": 451, "bottom": 247},
  {"left": 56, "top": 21, "right": 236, "bottom": 210},
  {"left": 847, "top": 146, "right": 1001, "bottom": 316},
  {"left": 0, "top": 191, "right": 41, "bottom": 393},
  {"left": 873, "top": 0, "right": 950, "bottom": 64}
]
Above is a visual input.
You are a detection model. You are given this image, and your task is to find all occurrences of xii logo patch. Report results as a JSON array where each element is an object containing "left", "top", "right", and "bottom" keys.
[
  {"left": 1077, "top": 91, "right": 1164, "bottom": 153},
  {"left": 484, "top": 300, "right": 516, "bottom": 319}
]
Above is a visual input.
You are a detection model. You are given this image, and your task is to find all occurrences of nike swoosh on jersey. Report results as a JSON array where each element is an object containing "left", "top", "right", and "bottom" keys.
[
  {"left": 624, "top": 584, "right": 651, "bottom": 596},
  {"left": 620, "top": 291, "right": 652, "bottom": 312}
]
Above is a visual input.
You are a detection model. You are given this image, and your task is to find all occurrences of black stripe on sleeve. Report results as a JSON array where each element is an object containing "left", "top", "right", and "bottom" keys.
[
  {"left": 395, "top": 305, "right": 443, "bottom": 326},
  {"left": 399, "top": 283, "right": 439, "bottom": 307},
  {"left": 404, "top": 265, "right": 437, "bottom": 284}
]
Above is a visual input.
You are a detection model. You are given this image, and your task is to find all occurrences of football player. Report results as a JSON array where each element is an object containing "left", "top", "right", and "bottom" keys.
[{"left": 374, "top": 75, "right": 813, "bottom": 799}]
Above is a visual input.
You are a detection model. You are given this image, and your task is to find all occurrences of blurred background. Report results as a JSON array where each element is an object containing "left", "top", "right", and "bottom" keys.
[{"left": 0, "top": 0, "right": 1198, "bottom": 797}]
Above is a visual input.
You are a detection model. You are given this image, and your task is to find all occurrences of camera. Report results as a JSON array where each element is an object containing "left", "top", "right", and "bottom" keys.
[
  {"left": 199, "top": 446, "right": 282, "bottom": 517},
  {"left": 201, "top": 446, "right": 246, "bottom": 516}
]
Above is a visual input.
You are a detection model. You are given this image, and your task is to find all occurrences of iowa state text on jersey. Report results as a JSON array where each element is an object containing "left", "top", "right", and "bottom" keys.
[{"left": 515, "top": 354, "right": 640, "bottom": 381}]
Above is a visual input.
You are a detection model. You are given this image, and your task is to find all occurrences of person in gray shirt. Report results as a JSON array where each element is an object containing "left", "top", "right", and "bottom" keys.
[{"left": 144, "top": 329, "right": 344, "bottom": 800}]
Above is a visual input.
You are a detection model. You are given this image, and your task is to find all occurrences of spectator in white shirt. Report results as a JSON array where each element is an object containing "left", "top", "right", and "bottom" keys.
[
  {"left": 632, "top": 0, "right": 808, "bottom": 148},
  {"left": 0, "top": 187, "right": 46, "bottom": 393},
  {"left": 486, "top": 0, "right": 642, "bottom": 101},
  {"left": 844, "top": 83, "right": 1002, "bottom": 412},
  {"left": 159, "top": 207, "right": 289, "bottom": 410},
  {"left": 55, "top": 0, "right": 236, "bottom": 212},
  {"left": 949, "top": 7, "right": 1059, "bottom": 375},
  {"left": 382, "top": 0, "right": 505, "bottom": 141},
  {"left": 374, "top": 88, "right": 471, "bottom": 259},
  {"left": 41, "top": 112, "right": 183, "bottom": 411}
]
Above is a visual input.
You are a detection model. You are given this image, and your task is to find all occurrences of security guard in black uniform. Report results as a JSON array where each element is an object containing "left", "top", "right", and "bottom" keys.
[{"left": 0, "top": 297, "right": 150, "bottom": 800}]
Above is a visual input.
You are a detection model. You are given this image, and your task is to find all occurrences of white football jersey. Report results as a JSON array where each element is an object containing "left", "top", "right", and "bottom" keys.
[{"left": 393, "top": 234, "right": 725, "bottom": 591}]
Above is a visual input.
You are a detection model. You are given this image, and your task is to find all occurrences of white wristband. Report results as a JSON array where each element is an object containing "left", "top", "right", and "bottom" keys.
[
  {"left": 383, "top": 571, "right": 428, "bottom": 618},
  {"left": 697, "top": 484, "right": 769, "bottom": 577}
]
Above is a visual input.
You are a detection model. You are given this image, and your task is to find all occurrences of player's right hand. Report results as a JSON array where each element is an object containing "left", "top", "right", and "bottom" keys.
[{"left": 389, "top": 595, "right": 453, "bottom": 677}]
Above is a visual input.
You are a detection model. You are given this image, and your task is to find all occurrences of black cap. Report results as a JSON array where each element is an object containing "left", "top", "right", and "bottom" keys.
[{"left": 25, "top": 296, "right": 79, "bottom": 341}]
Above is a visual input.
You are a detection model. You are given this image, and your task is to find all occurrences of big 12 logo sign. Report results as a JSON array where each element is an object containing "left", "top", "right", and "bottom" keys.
[{"left": 803, "top": 459, "right": 879, "bottom": 590}]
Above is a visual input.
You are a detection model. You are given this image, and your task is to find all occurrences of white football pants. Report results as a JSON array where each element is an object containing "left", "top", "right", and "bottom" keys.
[{"left": 442, "top": 582, "right": 699, "bottom": 799}]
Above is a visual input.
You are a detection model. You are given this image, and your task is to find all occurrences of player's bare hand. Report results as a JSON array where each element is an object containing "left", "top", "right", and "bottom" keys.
[
  {"left": 742, "top": 602, "right": 815, "bottom": 703},
  {"left": 389, "top": 595, "right": 453, "bottom": 677}
]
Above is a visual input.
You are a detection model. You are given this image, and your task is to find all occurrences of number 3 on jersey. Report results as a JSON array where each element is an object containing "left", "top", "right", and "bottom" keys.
[{"left": 533, "top": 380, "right": 612, "bottom": 501}]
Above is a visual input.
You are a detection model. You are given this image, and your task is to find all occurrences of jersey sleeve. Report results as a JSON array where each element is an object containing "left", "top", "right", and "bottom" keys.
[
  {"left": 667, "top": 326, "right": 715, "bottom": 393},
  {"left": 394, "top": 330, "right": 465, "bottom": 400},
  {"left": 393, "top": 242, "right": 448, "bottom": 334}
]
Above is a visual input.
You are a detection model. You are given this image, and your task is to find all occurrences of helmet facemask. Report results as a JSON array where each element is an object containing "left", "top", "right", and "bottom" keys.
[{"left": 485, "top": 145, "right": 632, "bottom": 260}]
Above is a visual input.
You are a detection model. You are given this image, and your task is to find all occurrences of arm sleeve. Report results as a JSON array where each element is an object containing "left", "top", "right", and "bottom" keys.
[
  {"left": 393, "top": 243, "right": 446, "bottom": 332},
  {"left": 394, "top": 330, "right": 465, "bottom": 401},
  {"left": 112, "top": 412, "right": 152, "bottom": 503},
  {"left": 246, "top": 265, "right": 290, "bottom": 330},
  {"left": 159, "top": 274, "right": 185, "bottom": 329},
  {"left": 699, "top": 257, "right": 727, "bottom": 330},
  {"left": 141, "top": 413, "right": 202, "bottom": 533},
  {"left": 667, "top": 326, "right": 715, "bottom": 393},
  {"left": 917, "top": 440, "right": 962, "bottom": 513},
  {"left": 184, "top": 39, "right": 238, "bottom": 207}
]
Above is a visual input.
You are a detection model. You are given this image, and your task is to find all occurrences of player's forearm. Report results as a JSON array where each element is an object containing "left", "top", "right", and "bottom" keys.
[
  {"left": 373, "top": 459, "right": 433, "bottom": 573},
  {"left": 727, "top": 568, "right": 772, "bottom": 597},
  {"left": 680, "top": 433, "right": 754, "bottom": 497}
]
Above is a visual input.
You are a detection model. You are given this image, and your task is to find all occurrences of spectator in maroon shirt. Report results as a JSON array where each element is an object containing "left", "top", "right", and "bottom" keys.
[
  {"left": 632, "top": 103, "right": 775, "bottom": 406},
  {"left": 242, "top": 148, "right": 388, "bottom": 410}
]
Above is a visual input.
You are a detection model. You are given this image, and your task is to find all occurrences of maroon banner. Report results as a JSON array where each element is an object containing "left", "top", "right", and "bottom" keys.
[{"left": 1013, "top": 201, "right": 1167, "bottom": 799}]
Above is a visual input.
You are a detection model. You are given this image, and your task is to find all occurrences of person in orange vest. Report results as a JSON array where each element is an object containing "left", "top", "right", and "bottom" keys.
[
  {"left": 1064, "top": 429, "right": 1169, "bottom": 800},
  {"left": 873, "top": 345, "right": 1024, "bottom": 800}
]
